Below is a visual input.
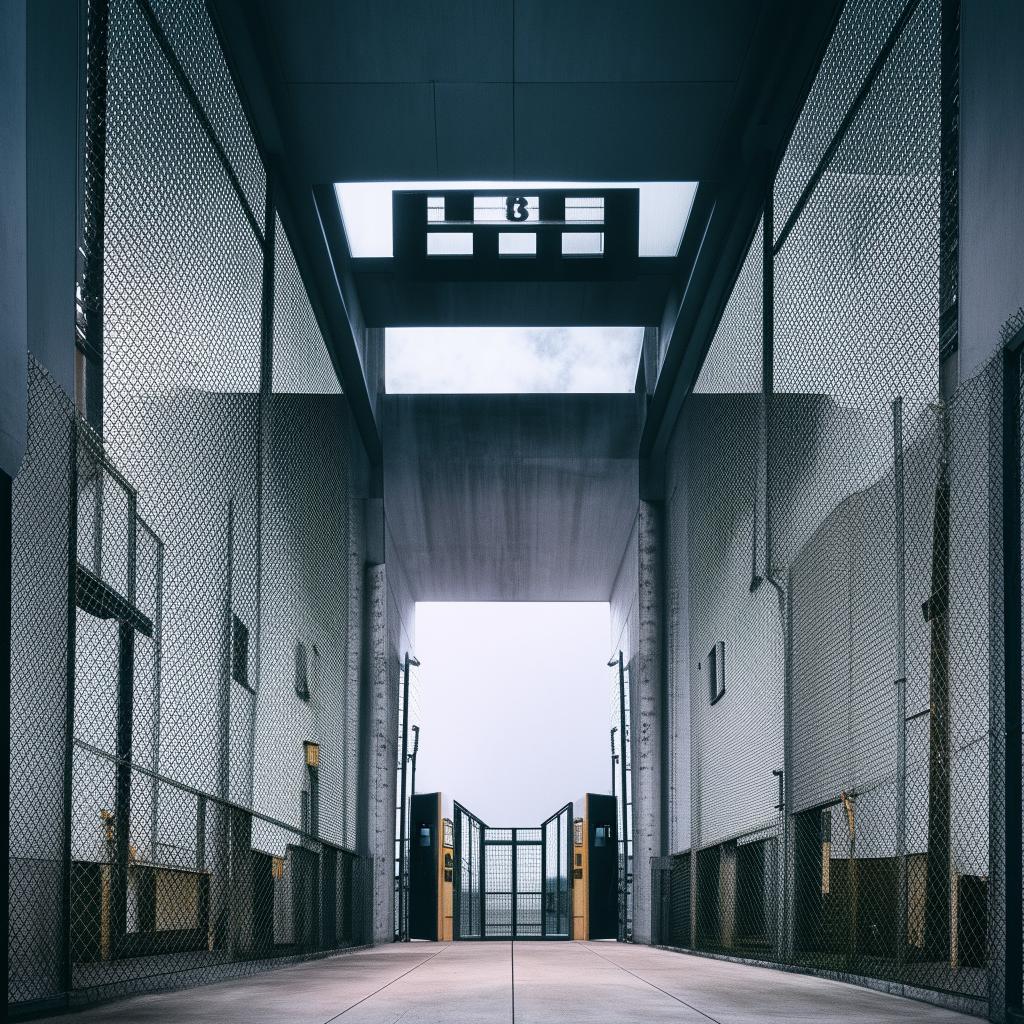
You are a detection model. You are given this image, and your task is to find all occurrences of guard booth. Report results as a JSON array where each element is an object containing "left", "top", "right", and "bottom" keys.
[
  {"left": 572, "top": 793, "right": 619, "bottom": 940},
  {"left": 408, "top": 792, "right": 455, "bottom": 941}
]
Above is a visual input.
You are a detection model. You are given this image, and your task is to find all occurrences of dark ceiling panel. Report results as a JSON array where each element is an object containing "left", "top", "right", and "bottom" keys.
[
  {"left": 434, "top": 83, "right": 514, "bottom": 178},
  {"left": 514, "top": 83, "right": 733, "bottom": 180},
  {"left": 354, "top": 277, "right": 671, "bottom": 327},
  {"left": 284, "top": 83, "right": 437, "bottom": 181},
  {"left": 264, "top": 0, "right": 511, "bottom": 84},
  {"left": 514, "top": 0, "right": 763, "bottom": 83}
]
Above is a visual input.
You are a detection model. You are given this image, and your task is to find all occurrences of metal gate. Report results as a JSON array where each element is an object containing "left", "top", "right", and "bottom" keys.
[{"left": 453, "top": 802, "right": 572, "bottom": 939}]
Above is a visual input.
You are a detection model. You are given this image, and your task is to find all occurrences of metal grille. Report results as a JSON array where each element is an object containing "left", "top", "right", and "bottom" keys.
[
  {"left": 657, "top": 0, "right": 1017, "bottom": 1014},
  {"left": 146, "top": 0, "right": 266, "bottom": 225},
  {"left": 8, "top": 0, "right": 370, "bottom": 1012},
  {"left": 453, "top": 803, "right": 571, "bottom": 940}
]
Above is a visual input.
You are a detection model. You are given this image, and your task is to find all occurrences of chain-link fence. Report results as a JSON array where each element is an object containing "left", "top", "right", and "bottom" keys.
[
  {"left": 657, "top": 0, "right": 1019, "bottom": 1016},
  {"left": 8, "top": 0, "right": 371, "bottom": 1013}
]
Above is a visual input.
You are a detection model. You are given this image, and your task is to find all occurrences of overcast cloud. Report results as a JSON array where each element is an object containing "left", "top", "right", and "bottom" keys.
[
  {"left": 385, "top": 326, "right": 644, "bottom": 394},
  {"left": 413, "top": 602, "right": 612, "bottom": 824}
]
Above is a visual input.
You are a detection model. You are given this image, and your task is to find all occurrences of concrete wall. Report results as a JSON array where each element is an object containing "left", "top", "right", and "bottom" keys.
[{"left": 666, "top": 395, "right": 783, "bottom": 853}]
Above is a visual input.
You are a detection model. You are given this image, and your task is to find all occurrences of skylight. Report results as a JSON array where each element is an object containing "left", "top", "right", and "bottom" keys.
[
  {"left": 385, "top": 326, "right": 645, "bottom": 394},
  {"left": 335, "top": 181, "right": 697, "bottom": 259}
]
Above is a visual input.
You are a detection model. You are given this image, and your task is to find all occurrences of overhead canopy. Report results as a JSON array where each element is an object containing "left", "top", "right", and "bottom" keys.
[{"left": 383, "top": 393, "right": 643, "bottom": 601}]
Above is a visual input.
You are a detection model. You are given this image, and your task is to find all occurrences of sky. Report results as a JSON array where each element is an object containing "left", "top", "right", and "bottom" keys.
[
  {"left": 385, "top": 325, "right": 645, "bottom": 393},
  {"left": 412, "top": 602, "right": 613, "bottom": 825}
]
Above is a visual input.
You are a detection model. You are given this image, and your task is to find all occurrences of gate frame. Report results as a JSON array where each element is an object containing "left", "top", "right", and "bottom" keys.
[{"left": 453, "top": 801, "right": 572, "bottom": 941}]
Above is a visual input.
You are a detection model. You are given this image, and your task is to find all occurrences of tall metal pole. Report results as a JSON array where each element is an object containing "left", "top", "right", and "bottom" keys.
[
  {"left": 617, "top": 651, "right": 629, "bottom": 940},
  {"left": 397, "top": 653, "right": 411, "bottom": 940},
  {"left": 410, "top": 724, "right": 420, "bottom": 799},
  {"left": 893, "top": 398, "right": 908, "bottom": 964},
  {"left": 610, "top": 726, "right": 618, "bottom": 797},
  {"left": 1000, "top": 334, "right": 1023, "bottom": 1020}
]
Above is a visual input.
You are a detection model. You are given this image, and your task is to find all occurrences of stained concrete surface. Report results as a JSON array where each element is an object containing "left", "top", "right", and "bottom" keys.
[{"left": 35, "top": 941, "right": 980, "bottom": 1023}]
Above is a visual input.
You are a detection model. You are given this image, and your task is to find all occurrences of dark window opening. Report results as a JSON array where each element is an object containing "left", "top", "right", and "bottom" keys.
[
  {"left": 708, "top": 641, "right": 725, "bottom": 705},
  {"left": 294, "top": 641, "right": 309, "bottom": 700},
  {"left": 231, "top": 614, "right": 251, "bottom": 690}
]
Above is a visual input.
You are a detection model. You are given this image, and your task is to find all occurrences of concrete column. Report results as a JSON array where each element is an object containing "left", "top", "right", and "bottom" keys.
[
  {"left": 364, "top": 563, "right": 394, "bottom": 944},
  {"left": 632, "top": 499, "right": 663, "bottom": 943}
]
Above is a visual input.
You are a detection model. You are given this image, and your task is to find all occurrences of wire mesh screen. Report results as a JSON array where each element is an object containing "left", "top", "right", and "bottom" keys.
[
  {"left": 452, "top": 805, "right": 571, "bottom": 940},
  {"left": 658, "top": 0, "right": 1016, "bottom": 1014},
  {"left": 455, "top": 805, "right": 484, "bottom": 939},
  {"left": 8, "top": 0, "right": 370, "bottom": 1012}
]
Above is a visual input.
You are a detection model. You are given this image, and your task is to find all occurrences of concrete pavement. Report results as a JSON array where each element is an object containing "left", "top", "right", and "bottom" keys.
[{"left": 33, "top": 941, "right": 980, "bottom": 1023}]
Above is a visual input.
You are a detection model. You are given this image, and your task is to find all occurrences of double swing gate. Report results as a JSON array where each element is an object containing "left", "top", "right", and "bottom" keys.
[{"left": 453, "top": 803, "right": 572, "bottom": 939}]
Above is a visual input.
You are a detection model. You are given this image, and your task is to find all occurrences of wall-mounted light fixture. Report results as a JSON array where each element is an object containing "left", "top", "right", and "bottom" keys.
[{"left": 304, "top": 741, "right": 319, "bottom": 768}]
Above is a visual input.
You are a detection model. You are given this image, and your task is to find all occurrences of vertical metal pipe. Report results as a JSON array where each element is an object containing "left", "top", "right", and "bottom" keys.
[
  {"left": 610, "top": 726, "right": 618, "bottom": 797},
  {"left": 617, "top": 651, "right": 629, "bottom": 940},
  {"left": 511, "top": 828, "right": 518, "bottom": 940},
  {"left": 246, "top": 180, "right": 275, "bottom": 813},
  {"left": 410, "top": 723, "right": 420, "bottom": 799},
  {"left": 1000, "top": 339, "right": 1023, "bottom": 1018},
  {"left": 892, "top": 398, "right": 908, "bottom": 964},
  {"left": 397, "top": 652, "right": 411, "bottom": 940},
  {"left": 112, "top": 620, "right": 135, "bottom": 955},
  {"left": 61, "top": 422, "right": 80, "bottom": 994},
  {"left": 210, "top": 498, "right": 235, "bottom": 951}
]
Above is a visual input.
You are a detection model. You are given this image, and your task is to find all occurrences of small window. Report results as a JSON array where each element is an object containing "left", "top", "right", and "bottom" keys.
[
  {"left": 708, "top": 641, "right": 725, "bottom": 704},
  {"left": 231, "top": 614, "right": 251, "bottom": 690},
  {"left": 294, "top": 641, "right": 309, "bottom": 700},
  {"left": 498, "top": 231, "right": 537, "bottom": 257},
  {"left": 561, "top": 231, "right": 604, "bottom": 256},
  {"left": 427, "top": 231, "right": 473, "bottom": 256},
  {"left": 427, "top": 196, "right": 445, "bottom": 223},
  {"left": 564, "top": 197, "right": 604, "bottom": 223}
]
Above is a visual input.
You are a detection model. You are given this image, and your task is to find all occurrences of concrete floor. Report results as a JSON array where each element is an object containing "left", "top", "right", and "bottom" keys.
[{"left": 39, "top": 942, "right": 980, "bottom": 1023}]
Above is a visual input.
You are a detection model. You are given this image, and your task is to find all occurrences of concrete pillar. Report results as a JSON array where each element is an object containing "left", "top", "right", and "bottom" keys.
[
  {"left": 632, "top": 499, "right": 663, "bottom": 943},
  {"left": 364, "top": 563, "right": 394, "bottom": 943}
]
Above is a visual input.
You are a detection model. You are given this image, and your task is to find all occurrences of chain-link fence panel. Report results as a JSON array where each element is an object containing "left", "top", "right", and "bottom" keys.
[
  {"left": 656, "top": 0, "right": 1014, "bottom": 1015},
  {"left": 8, "top": 0, "right": 371, "bottom": 1013}
]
